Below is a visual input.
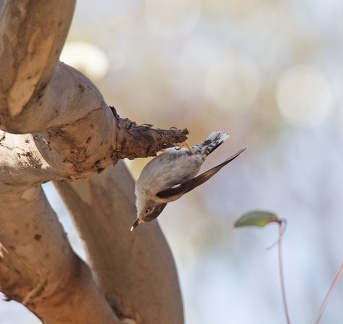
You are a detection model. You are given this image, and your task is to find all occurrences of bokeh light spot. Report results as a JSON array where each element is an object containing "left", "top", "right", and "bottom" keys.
[
  {"left": 204, "top": 51, "right": 260, "bottom": 112},
  {"left": 276, "top": 66, "right": 333, "bottom": 127},
  {"left": 144, "top": 0, "right": 201, "bottom": 36},
  {"left": 60, "top": 42, "right": 109, "bottom": 80}
]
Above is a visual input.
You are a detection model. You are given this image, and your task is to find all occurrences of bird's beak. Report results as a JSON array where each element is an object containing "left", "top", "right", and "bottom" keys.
[{"left": 130, "top": 218, "right": 143, "bottom": 232}]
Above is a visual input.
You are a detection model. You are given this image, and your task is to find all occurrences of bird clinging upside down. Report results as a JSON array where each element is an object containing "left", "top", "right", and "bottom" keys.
[{"left": 131, "top": 131, "right": 246, "bottom": 231}]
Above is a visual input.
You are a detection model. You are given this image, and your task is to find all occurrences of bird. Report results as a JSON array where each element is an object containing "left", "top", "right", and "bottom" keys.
[{"left": 130, "top": 131, "right": 246, "bottom": 231}]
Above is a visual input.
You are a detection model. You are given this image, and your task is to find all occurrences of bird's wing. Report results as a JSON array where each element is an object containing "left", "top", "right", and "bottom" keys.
[{"left": 156, "top": 148, "right": 246, "bottom": 199}]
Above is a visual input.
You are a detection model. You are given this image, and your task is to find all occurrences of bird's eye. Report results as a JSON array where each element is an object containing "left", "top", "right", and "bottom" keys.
[{"left": 145, "top": 208, "right": 151, "bottom": 215}]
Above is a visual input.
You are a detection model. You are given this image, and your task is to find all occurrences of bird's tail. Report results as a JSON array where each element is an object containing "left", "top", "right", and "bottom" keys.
[{"left": 192, "top": 131, "right": 229, "bottom": 158}]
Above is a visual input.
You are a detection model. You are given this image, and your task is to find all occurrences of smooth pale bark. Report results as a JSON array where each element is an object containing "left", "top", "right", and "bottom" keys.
[
  {"left": 54, "top": 161, "right": 184, "bottom": 324},
  {"left": 0, "top": 0, "right": 76, "bottom": 131},
  {"left": 0, "top": 187, "right": 119, "bottom": 323},
  {"left": 0, "top": 0, "right": 185, "bottom": 323}
]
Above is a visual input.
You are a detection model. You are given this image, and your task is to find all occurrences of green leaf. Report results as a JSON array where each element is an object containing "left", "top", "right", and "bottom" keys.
[{"left": 234, "top": 210, "right": 279, "bottom": 228}]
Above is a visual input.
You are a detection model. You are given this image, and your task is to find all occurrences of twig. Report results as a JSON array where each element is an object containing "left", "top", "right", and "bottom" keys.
[
  {"left": 277, "top": 220, "right": 291, "bottom": 324},
  {"left": 314, "top": 262, "right": 343, "bottom": 323}
]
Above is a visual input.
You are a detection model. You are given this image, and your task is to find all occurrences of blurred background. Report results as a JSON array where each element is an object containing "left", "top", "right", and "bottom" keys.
[{"left": 2, "top": 0, "right": 343, "bottom": 323}]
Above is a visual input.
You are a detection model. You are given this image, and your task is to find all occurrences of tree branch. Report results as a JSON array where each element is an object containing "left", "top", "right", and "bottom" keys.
[
  {"left": 0, "top": 1, "right": 185, "bottom": 322},
  {"left": 54, "top": 161, "right": 184, "bottom": 323},
  {"left": 0, "top": 187, "right": 119, "bottom": 323},
  {"left": 0, "top": 0, "right": 75, "bottom": 129},
  {"left": 0, "top": 0, "right": 187, "bottom": 324}
]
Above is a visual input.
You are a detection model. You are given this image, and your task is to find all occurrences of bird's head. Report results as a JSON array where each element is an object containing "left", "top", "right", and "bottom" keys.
[{"left": 130, "top": 201, "right": 167, "bottom": 231}]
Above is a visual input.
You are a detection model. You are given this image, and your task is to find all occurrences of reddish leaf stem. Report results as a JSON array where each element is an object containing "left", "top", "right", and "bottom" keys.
[
  {"left": 315, "top": 262, "right": 343, "bottom": 323},
  {"left": 277, "top": 221, "right": 291, "bottom": 324}
]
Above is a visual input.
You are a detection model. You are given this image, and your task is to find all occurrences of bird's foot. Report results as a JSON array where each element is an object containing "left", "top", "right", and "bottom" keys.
[{"left": 177, "top": 141, "right": 194, "bottom": 154}]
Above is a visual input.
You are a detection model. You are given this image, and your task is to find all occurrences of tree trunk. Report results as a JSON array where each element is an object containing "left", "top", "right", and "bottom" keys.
[{"left": 0, "top": 1, "right": 185, "bottom": 323}]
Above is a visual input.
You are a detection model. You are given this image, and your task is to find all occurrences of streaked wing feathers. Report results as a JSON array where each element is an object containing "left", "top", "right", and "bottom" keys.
[{"left": 156, "top": 148, "right": 246, "bottom": 199}]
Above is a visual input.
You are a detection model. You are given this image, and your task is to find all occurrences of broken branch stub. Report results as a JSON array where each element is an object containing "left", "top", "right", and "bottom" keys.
[{"left": 111, "top": 106, "right": 189, "bottom": 160}]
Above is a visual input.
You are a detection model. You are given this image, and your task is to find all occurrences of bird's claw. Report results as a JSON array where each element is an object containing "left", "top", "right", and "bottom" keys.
[{"left": 176, "top": 141, "right": 194, "bottom": 154}]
